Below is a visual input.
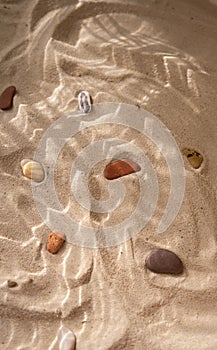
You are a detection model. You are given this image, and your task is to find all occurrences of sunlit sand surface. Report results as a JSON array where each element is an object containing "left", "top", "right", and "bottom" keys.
[{"left": 0, "top": 0, "right": 217, "bottom": 349}]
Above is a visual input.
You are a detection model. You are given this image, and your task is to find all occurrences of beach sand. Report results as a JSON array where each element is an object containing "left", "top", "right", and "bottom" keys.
[{"left": 0, "top": 0, "right": 217, "bottom": 349}]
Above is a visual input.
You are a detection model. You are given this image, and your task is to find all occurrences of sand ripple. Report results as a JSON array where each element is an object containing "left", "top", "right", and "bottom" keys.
[{"left": 0, "top": 0, "right": 217, "bottom": 349}]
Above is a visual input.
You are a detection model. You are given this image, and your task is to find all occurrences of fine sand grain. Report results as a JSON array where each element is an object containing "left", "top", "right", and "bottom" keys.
[{"left": 0, "top": 0, "right": 217, "bottom": 349}]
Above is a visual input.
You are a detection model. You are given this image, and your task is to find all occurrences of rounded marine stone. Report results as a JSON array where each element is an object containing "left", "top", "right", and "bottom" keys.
[
  {"left": 104, "top": 159, "right": 141, "bottom": 180},
  {"left": 146, "top": 248, "right": 184, "bottom": 274},
  {"left": 58, "top": 326, "right": 76, "bottom": 350},
  {"left": 78, "top": 90, "right": 91, "bottom": 113},
  {"left": 7, "top": 280, "right": 18, "bottom": 288},
  {"left": 47, "top": 232, "right": 65, "bottom": 254},
  {"left": 0, "top": 86, "right": 16, "bottom": 110},
  {"left": 21, "top": 159, "right": 45, "bottom": 183},
  {"left": 183, "top": 148, "right": 203, "bottom": 169}
]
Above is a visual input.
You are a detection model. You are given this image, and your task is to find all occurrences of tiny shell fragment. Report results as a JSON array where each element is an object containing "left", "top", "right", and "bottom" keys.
[
  {"left": 21, "top": 159, "right": 45, "bottom": 182},
  {"left": 47, "top": 232, "right": 65, "bottom": 254},
  {"left": 104, "top": 159, "right": 141, "bottom": 180},
  {"left": 58, "top": 326, "right": 76, "bottom": 350},
  {"left": 0, "top": 86, "right": 16, "bottom": 110},
  {"left": 78, "top": 90, "right": 91, "bottom": 113},
  {"left": 183, "top": 148, "right": 203, "bottom": 169}
]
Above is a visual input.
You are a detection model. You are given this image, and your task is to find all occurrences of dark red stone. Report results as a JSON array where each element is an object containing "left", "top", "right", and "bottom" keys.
[
  {"left": 146, "top": 248, "right": 183, "bottom": 275},
  {"left": 104, "top": 159, "right": 141, "bottom": 180},
  {"left": 0, "top": 86, "right": 16, "bottom": 110}
]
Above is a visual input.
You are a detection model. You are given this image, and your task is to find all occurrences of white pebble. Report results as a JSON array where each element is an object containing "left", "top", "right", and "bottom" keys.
[
  {"left": 78, "top": 90, "right": 91, "bottom": 113},
  {"left": 58, "top": 326, "right": 76, "bottom": 350},
  {"left": 21, "top": 159, "right": 45, "bottom": 183}
]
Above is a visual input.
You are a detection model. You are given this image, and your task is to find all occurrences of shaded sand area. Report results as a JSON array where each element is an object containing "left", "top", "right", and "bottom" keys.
[{"left": 0, "top": 0, "right": 217, "bottom": 349}]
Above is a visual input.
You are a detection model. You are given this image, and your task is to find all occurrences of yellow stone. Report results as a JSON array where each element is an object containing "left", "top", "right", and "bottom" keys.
[
  {"left": 21, "top": 159, "right": 45, "bottom": 182},
  {"left": 183, "top": 149, "right": 203, "bottom": 169}
]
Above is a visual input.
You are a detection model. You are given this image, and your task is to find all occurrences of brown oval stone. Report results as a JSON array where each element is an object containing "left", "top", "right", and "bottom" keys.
[
  {"left": 104, "top": 159, "right": 141, "bottom": 180},
  {"left": 47, "top": 232, "right": 65, "bottom": 254},
  {"left": 0, "top": 86, "right": 16, "bottom": 110},
  {"left": 146, "top": 248, "right": 183, "bottom": 274},
  {"left": 7, "top": 280, "right": 18, "bottom": 288}
]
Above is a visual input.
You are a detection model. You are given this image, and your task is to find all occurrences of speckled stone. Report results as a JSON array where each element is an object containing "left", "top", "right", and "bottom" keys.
[
  {"left": 104, "top": 159, "right": 141, "bottom": 180},
  {"left": 47, "top": 232, "right": 65, "bottom": 254},
  {"left": 183, "top": 148, "right": 203, "bottom": 169},
  {"left": 146, "top": 248, "right": 183, "bottom": 274},
  {"left": 78, "top": 90, "right": 91, "bottom": 113}
]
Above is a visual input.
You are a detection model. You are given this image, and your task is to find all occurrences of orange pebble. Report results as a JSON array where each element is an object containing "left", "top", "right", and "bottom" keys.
[
  {"left": 47, "top": 232, "right": 65, "bottom": 254},
  {"left": 104, "top": 159, "right": 141, "bottom": 180}
]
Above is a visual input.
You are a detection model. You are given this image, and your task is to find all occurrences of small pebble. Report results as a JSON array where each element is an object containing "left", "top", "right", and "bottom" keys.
[
  {"left": 78, "top": 90, "right": 91, "bottom": 113},
  {"left": 104, "top": 159, "right": 141, "bottom": 180},
  {"left": 58, "top": 326, "right": 76, "bottom": 350},
  {"left": 146, "top": 248, "right": 183, "bottom": 274},
  {"left": 0, "top": 86, "right": 16, "bottom": 110},
  {"left": 183, "top": 148, "right": 203, "bottom": 169},
  {"left": 47, "top": 232, "right": 65, "bottom": 254},
  {"left": 7, "top": 280, "right": 18, "bottom": 288},
  {"left": 21, "top": 159, "right": 45, "bottom": 182}
]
